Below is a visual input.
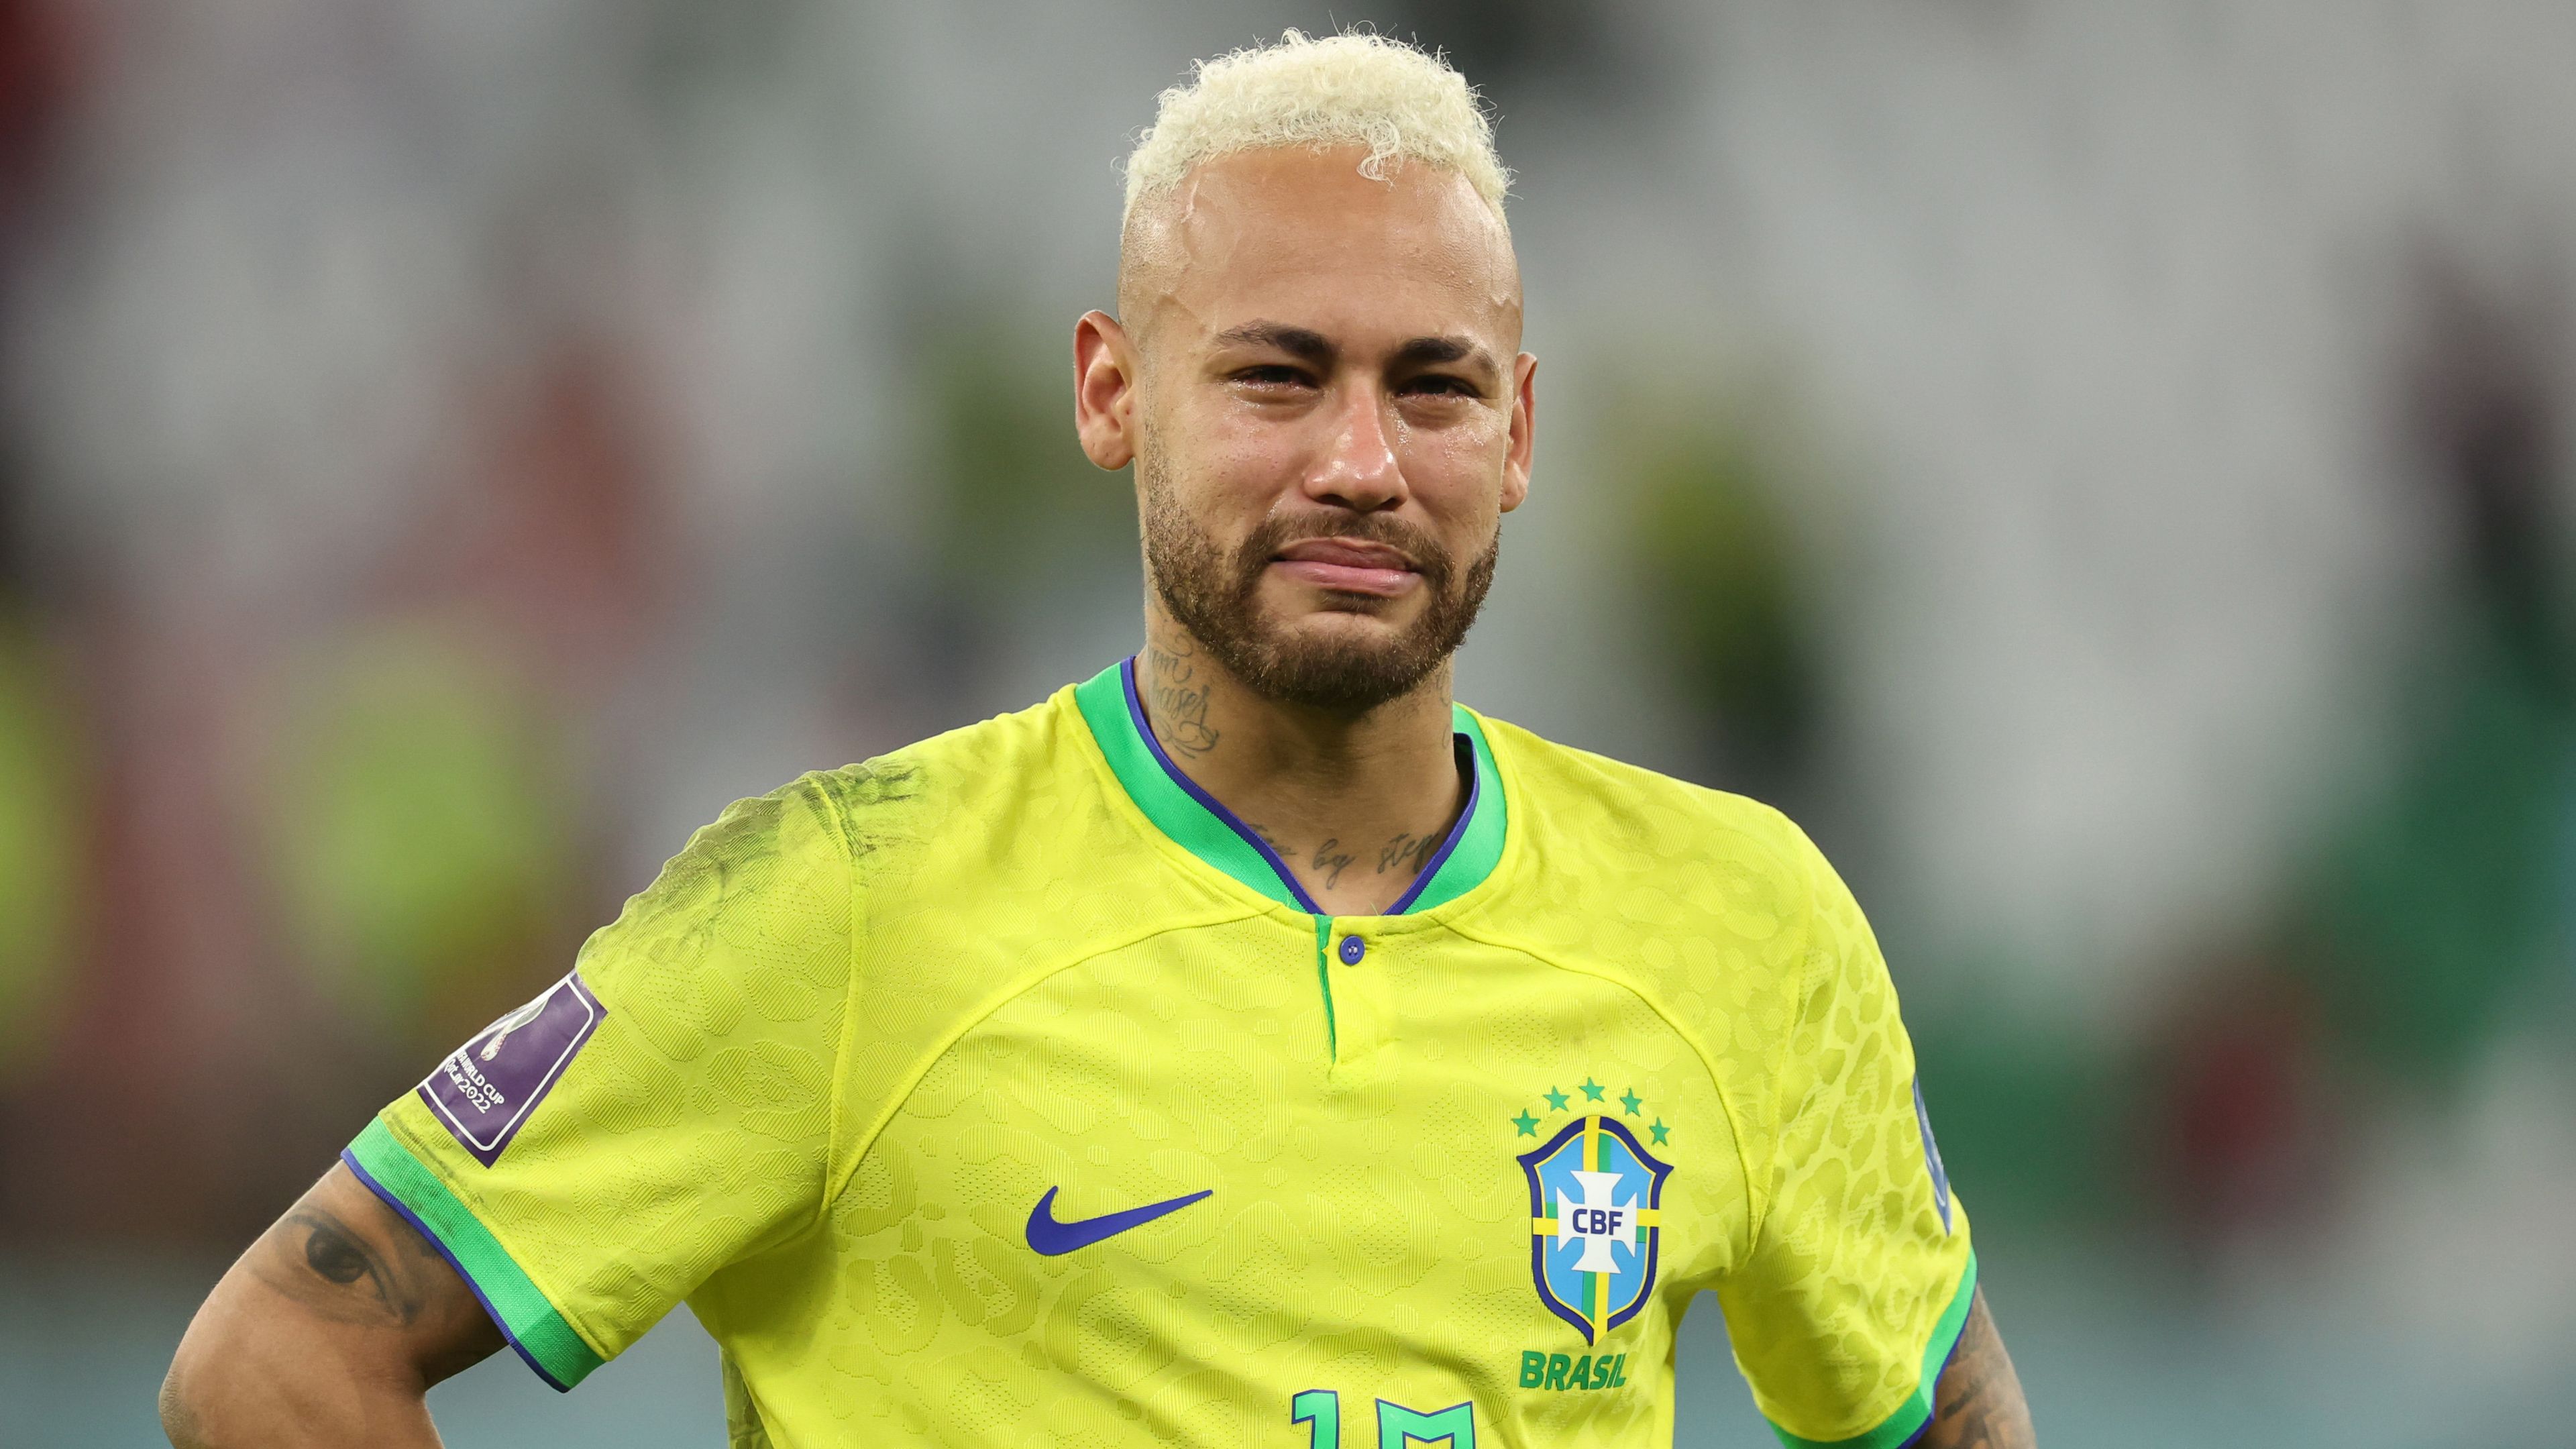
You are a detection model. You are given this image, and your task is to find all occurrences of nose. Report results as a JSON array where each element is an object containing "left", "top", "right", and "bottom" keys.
[{"left": 1303, "top": 382, "right": 1406, "bottom": 513}]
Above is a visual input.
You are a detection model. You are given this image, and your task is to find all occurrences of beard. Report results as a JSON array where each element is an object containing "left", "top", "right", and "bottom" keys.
[{"left": 1141, "top": 455, "right": 1499, "bottom": 714}]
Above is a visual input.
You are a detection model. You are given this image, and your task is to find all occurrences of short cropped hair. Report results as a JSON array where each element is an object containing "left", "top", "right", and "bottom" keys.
[{"left": 1122, "top": 30, "right": 1510, "bottom": 229}]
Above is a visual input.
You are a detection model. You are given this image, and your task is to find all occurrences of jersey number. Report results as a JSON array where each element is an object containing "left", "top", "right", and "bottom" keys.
[{"left": 1291, "top": 1389, "right": 1474, "bottom": 1448}]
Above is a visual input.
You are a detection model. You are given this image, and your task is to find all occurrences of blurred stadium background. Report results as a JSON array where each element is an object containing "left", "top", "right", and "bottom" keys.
[{"left": 4, "top": 1, "right": 2575, "bottom": 1444}]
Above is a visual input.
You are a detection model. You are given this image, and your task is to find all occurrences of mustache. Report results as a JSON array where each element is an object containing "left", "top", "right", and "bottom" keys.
[{"left": 1232, "top": 511, "right": 1454, "bottom": 588}]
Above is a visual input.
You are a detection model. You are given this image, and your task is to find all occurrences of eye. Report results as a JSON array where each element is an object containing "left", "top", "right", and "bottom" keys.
[
  {"left": 1231, "top": 364, "right": 1313, "bottom": 390},
  {"left": 1399, "top": 374, "right": 1480, "bottom": 398}
]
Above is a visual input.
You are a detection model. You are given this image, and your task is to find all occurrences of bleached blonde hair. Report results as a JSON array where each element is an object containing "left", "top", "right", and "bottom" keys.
[{"left": 1122, "top": 30, "right": 1510, "bottom": 230}]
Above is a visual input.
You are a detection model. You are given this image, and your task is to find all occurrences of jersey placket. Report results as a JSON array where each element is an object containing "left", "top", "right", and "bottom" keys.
[{"left": 1071, "top": 657, "right": 1507, "bottom": 1069}]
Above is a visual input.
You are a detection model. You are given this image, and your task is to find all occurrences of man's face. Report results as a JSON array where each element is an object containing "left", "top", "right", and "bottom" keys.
[{"left": 1089, "top": 147, "right": 1536, "bottom": 713}]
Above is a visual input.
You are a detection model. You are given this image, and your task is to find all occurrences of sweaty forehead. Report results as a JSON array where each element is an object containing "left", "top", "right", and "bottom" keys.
[{"left": 1119, "top": 147, "right": 1522, "bottom": 359}]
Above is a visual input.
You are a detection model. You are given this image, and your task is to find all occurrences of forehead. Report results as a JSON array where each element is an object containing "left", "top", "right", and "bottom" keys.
[{"left": 1126, "top": 147, "right": 1521, "bottom": 352}]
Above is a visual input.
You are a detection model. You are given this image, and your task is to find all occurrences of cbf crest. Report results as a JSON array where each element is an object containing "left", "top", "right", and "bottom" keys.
[{"left": 1519, "top": 1111, "right": 1673, "bottom": 1342}]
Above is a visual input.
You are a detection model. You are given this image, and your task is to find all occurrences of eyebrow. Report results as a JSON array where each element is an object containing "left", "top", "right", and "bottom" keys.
[
  {"left": 1391, "top": 335, "right": 1497, "bottom": 376},
  {"left": 1210, "top": 321, "right": 1334, "bottom": 364},
  {"left": 1212, "top": 322, "right": 1498, "bottom": 378}
]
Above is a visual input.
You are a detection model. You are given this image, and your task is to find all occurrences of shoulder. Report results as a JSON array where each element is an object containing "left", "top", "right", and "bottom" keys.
[
  {"left": 604, "top": 690, "right": 1085, "bottom": 948},
  {"left": 801, "top": 691, "right": 1074, "bottom": 850},
  {"left": 1470, "top": 710, "right": 1827, "bottom": 906},
  {"left": 794, "top": 686, "right": 1108, "bottom": 893},
  {"left": 1462, "top": 711, "right": 1851, "bottom": 1067}
]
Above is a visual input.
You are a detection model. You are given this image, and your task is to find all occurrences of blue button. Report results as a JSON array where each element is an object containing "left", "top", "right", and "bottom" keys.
[{"left": 1338, "top": 934, "right": 1366, "bottom": 965}]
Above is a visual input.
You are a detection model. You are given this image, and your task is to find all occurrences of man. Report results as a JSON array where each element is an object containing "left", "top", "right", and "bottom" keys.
[{"left": 164, "top": 31, "right": 2034, "bottom": 1449}]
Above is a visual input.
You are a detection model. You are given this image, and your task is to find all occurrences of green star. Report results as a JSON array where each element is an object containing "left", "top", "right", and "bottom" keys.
[
  {"left": 1580, "top": 1078, "right": 1606, "bottom": 1102},
  {"left": 1544, "top": 1087, "right": 1570, "bottom": 1112},
  {"left": 1649, "top": 1120, "right": 1670, "bottom": 1146},
  {"left": 1513, "top": 1110, "right": 1540, "bottom": 1136},
  {"left": 1621, "top": 1089, "right": 1644, "bottom": 1116}
]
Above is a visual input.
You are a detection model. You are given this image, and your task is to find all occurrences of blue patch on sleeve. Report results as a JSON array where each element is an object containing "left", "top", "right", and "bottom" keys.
[{"left": 1913, "top": 1075, "right": 1953, "bottom": 1234}]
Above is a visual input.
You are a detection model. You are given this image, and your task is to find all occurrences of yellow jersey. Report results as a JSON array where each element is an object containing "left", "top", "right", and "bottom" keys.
[{"left": 345, "top": 659, "right": 1974, "bottom": 1448}]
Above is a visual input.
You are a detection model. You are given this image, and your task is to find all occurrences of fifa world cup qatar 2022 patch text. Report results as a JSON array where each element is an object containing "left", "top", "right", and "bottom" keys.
[{"left": 417, "top": 972, "right": 605, "bottom": 1167}]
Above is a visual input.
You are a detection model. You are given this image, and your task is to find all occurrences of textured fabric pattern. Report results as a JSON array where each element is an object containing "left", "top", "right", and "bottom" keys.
[
  {"left": 1458, "top": 719, "right": 1974, "bottom": 1446},
  {"left": 375, "top": 773, "right": 857, "bottom": 1362},
  {"left": 1705, "top": 809, "right": 1974, "bottom": 1445},
  {"left": 358, "top": 682, "right": 1968, "bottom": 1447}
]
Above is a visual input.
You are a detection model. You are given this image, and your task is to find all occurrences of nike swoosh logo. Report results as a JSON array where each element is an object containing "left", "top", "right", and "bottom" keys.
[{"left": 1024, "top": 1185, "right": 1214, "bottom": 1256}]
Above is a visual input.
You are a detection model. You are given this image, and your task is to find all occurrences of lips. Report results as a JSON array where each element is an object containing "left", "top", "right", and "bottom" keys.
[{"left": 1271, "top": 537, "right": 1419, "bottom": 597}]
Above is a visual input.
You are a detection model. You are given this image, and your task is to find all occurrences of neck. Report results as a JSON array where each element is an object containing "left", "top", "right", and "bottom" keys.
[{"left": 1138, "top": 610, "right": 1465, "bottom": 916}]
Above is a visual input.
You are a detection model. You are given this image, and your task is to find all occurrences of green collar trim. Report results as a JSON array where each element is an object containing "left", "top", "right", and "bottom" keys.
[
  {"left": 1410, "top": 708, "right": 1505, "bottom": 912},
  {"left": 1073, "top": 657, "right": 1504, "bottom": 916}
]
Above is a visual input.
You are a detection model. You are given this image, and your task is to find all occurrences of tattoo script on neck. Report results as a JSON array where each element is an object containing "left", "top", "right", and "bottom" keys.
[
  {"left": 1248, "top": 826, "right": 1448, "bottom": 889},
  {"left": 1311, "top": 839, "right": 1358, "bottom": 889},
  {"left": 1379, "top": 832, "right": 1440, "bottom": 878},
  {"left": 1146, "top": 638, "right": 1220, "bottom": 759}
]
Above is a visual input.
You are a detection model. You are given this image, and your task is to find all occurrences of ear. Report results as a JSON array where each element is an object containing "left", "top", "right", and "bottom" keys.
[
  {"left": 1501, "top": 352, "right": 1537, "bottom": 513},
  {"left": 1074, "top": 310, "right": 1140, "bottom": 470}
]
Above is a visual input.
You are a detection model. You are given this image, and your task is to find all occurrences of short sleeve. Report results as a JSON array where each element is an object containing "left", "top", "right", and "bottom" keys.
[
  {"left": 1713, "top": 826, "right": 1976, "bottom": 1448},
  {"left": 343, "top": 776, "right": 855, "bottom": 1389}
]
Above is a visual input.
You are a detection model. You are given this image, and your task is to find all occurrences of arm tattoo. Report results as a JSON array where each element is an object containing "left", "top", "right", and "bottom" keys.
[
  {"left": 247, "top": 1201, "right": 440, "bottom": 1328},
  {"left": 1145, "top": 640, "right": 1219, "bottom": 759},
  {"left": 1921, "top": 1289, "right": 2035, "bottom": 1449}
]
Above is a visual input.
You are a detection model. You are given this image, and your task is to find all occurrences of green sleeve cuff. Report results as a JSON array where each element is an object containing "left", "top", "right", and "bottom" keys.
[
  {"left": 1767, "top": 1250, "right": 1978, "bottom": 1449},
  {"left": 343, "top": 1116, "right": 608, "bottom": 1391}
]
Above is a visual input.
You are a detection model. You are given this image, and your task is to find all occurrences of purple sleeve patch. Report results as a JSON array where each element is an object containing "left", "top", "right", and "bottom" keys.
[{"left": 417, "top": 971, "right": 606, "bottom": 1167}]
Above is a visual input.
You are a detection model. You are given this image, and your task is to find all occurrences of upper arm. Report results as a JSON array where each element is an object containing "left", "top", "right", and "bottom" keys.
[
  {"left": 164, "top": 776, "right": 858, "bottom": 1444},
  {"left": 1921, "top": 1288, "right": 2036, "bottom": 1449},
  {"left": 164, "top": 1162, "right": 502, "bottom": 1447},
  {"left": 1713, "top": 822, "right": 1979, "bottom": 1448},
  {"left": 339, "top": 777, "right": 857, "bottom": 1385}
]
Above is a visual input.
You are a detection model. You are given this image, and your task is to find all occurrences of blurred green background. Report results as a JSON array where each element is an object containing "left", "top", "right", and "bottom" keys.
[{"left": 5, "top": 2, "right": 2575, "bottom": 1444}]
